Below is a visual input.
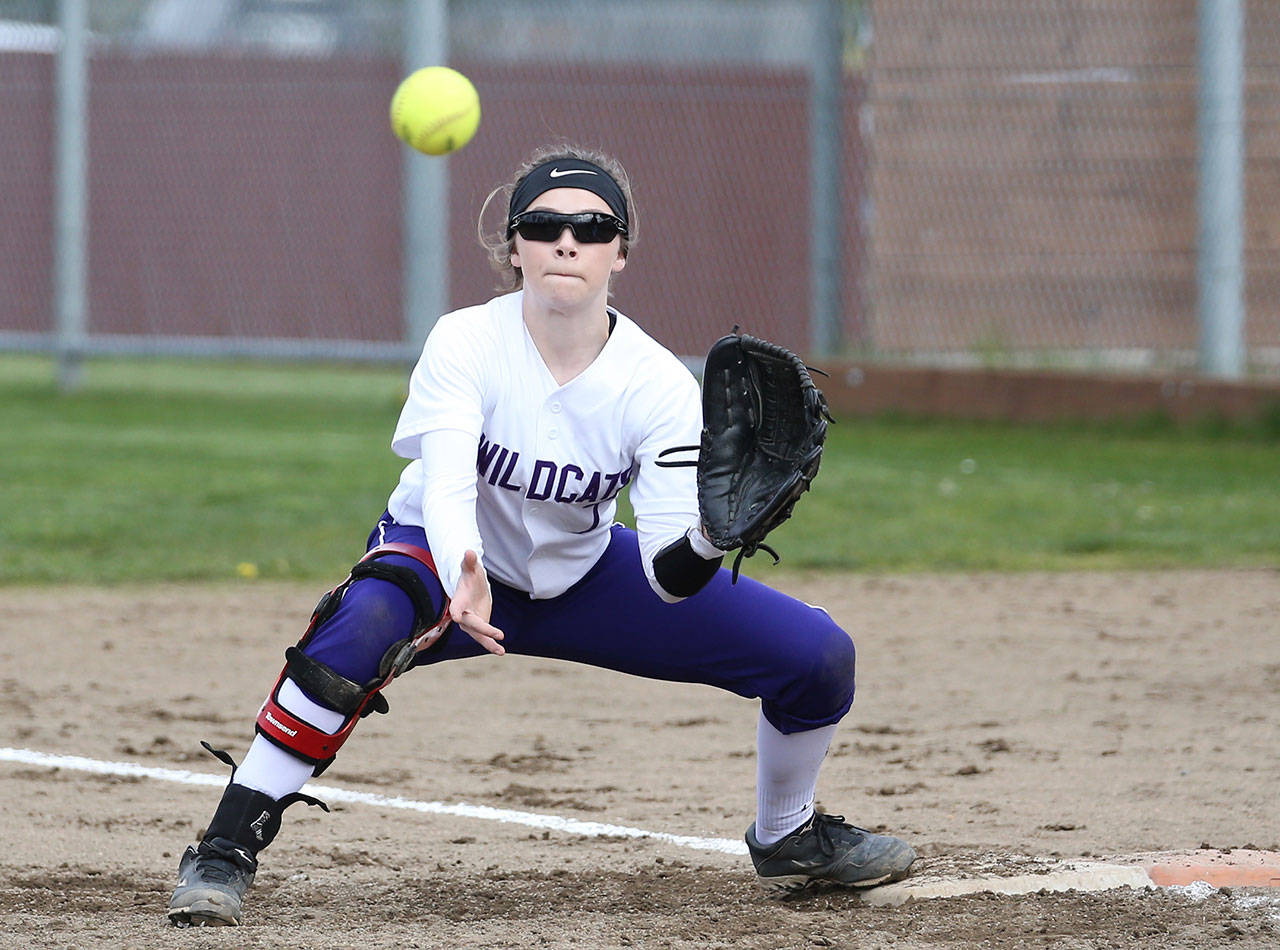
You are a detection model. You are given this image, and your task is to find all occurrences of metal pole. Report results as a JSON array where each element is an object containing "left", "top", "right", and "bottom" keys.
[
  {"left": 55, "top": 0, "right": 89, "bottom": 391},
  {"left": 808, "top": 0, "right": 844, "bottom": 357},
  {"left": 402, "top": 0, "right": 450, "bottom": 352},
  {"left": 1197, "top": 0, "right": 1246, "bottom": 378}
]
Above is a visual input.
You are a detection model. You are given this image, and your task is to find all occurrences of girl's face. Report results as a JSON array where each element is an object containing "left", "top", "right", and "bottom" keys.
[{"left": 510, "top": 187, "right": 626, "bottom": 313}]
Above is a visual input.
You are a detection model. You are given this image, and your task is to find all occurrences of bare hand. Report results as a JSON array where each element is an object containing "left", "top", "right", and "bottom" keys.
[{"left": 450, "top": 549, "right": 505, "bottom": 655}]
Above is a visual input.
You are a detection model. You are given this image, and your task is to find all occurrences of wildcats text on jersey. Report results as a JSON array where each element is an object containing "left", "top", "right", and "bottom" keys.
[{"left": 476, "top": 434, "right": 633, "bottom": 505}]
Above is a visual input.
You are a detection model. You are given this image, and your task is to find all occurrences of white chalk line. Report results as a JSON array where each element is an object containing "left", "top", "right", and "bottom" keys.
[
  {"left": 9, "top": 746, "right": 1280, "bottom": 913},
  {"left": 0, "top": 746, "right": 748, "bottom": 856}
]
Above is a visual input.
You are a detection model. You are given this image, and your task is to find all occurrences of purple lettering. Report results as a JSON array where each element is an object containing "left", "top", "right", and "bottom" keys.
[
  {"left": 498, "top": 450, "right": 523, "bottom": 491},
  {"left": 476, "top": 435, "right": 500, "bottom": 478},
  {"left": 573, "top": 503, "right": 603, "bottom": 535},
  {"left": 554, "top": 464, "right": 584, "bottom": 503},
  {"left": 526, "top": 460, "right": 556, "bottom": 500},
  {"left": 600, "top": 471, "right": 621, "bottom": 501},
  {"left": 487, "top": 447, "right": 509, "bottom": 486},
  {"left": 578, "top": 471, "right": 602, "bottom": 504}
]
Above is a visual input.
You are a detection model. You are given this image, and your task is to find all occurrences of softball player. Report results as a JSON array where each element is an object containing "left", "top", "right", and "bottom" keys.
[{"left": 168, "top": 145, "right": 915, "bottom": 927}]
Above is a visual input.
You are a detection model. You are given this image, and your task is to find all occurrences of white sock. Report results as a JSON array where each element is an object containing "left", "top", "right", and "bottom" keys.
[
  {"left": 233, "top": 678, "right": 344, "bottom": 801},
  {"left": 754, "top": 711, "right": 838, "bottom": 846}
]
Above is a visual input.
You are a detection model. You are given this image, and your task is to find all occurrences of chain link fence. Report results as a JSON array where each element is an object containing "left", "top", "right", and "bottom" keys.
[
  {"left": 867, "top": 0, "right": 1279, "bottom": 375},
  {"left": 2, "top": 0, "right": 1278, "bottom": 375}
]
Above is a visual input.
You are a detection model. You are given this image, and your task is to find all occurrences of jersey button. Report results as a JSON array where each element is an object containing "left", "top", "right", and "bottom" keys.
[
  {"left": 550, "top": 401, "right": 562, "bottom": 413},
  {"left": 548, "top": 428, "right": 559, "bottom": 439}
]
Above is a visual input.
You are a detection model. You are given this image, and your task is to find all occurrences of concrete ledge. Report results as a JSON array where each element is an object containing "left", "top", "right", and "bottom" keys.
[{"left": 821, "top": 363, "right": 1280, "bottom": 424}]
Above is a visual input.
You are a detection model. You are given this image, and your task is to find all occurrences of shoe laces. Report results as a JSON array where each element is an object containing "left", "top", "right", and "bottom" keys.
[
  {"left": 811, "top": 812, "right": 867, "bottom": 856},
  {"left": 195, "top": 840, "right": 254, "bottom": 883},
  {"left": 192, "top": 854, "right": 241, "bottom": 886}
]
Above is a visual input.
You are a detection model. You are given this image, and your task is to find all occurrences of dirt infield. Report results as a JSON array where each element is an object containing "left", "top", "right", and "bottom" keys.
[{"left": 2, "top": 570, "right": 1278, "bottom": 948}]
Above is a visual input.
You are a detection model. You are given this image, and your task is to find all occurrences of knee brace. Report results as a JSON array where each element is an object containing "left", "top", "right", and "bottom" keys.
[{"left": 255, "top": 542, "right": 451, "bottom": 774}]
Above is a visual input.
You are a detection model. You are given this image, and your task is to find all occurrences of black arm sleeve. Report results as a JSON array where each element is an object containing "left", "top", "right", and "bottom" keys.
[{"left": 652, "top": 533, "right": 724, "bottom": 599}]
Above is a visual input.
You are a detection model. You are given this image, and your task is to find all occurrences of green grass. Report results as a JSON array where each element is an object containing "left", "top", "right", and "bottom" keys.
[
  {"left": 1, "top": 356, "right": 411, "bottom": 585},
  {"left": 774, "top": 416, "right": 1280, "bottom": 571},
  {"left": 2, "top": 354, "right": 1277, "bottom": 585}
]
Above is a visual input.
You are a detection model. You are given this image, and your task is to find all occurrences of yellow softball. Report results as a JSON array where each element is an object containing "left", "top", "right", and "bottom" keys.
[{"left": 389, "top": 66, "right": 480, "bottom": 156}]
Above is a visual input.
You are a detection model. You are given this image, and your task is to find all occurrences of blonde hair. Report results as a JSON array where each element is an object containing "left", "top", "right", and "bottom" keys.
[{"left": 477, "top": 143, "right": 638, "bottom": 291}]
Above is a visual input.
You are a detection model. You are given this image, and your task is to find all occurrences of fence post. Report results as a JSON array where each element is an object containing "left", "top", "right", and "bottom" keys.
[
  {"left": 1197, "top": 0, "right": 1246, "bottom": 378},
  {"left": 402, "top": 0, "right": 449, "bottom": 353},
  {"left": 808, "top": 0, "right": 845, "bottom": 358},
  {"left": 55, "top": 0, "right": 89, "bottom": 391}
]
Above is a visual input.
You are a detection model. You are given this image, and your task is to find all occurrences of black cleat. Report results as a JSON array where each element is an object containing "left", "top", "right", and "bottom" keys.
[
  {"left": 167, "top": 838, "right": 256, "bottom": 927},
  {"left": 745, "top": 811, "right": 916, "bottom": 893},
  {"left": 166, "top": 745, "right": 328, "bottom": 927}
]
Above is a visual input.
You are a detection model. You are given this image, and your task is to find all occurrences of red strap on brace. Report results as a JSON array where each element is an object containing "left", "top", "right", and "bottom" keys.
[
  {"left": 255, "top": 540, "right": 451, "bottom": 765},
  {"left": 257, "top": 693, "right": 355, "bottom": 763},
  {"left": 364, "top": 540, "right": 437, "bottom": 571}
]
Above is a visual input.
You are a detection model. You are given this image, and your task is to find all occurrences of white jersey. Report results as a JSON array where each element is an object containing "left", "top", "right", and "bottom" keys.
[{"left": 386, "top": 290, "right": 708, "bottom": 602}]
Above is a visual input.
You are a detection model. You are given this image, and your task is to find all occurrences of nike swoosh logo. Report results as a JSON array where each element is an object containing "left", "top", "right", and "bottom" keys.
[{"left": 548, "top": 167, "right": 598, "bottom": 178}]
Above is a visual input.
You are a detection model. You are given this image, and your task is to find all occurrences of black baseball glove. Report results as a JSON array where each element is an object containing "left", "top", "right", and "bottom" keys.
[{"left": 698, "top": 330, "right": 832, "bottom": 581}]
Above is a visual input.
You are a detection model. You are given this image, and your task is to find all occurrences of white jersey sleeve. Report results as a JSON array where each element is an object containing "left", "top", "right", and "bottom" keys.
[
  {"left": 388, "top": 309, "right": 489, "bottom": 597},
  {"left": 392, "top": 310, "right": 487, "bottom": 449},
  {"left": 627, "top": 361, "right": 709, "bottom": 603}
]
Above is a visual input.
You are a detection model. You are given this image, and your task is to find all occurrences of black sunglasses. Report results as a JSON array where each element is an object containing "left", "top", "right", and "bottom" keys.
[{"left": 508, "top": 210, "right": 628, "bottom": 244}]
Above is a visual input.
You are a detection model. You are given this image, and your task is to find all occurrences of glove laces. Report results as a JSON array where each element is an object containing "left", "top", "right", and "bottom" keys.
[{"left": 730, "top": 541, "right": 780, "bottom": 583}]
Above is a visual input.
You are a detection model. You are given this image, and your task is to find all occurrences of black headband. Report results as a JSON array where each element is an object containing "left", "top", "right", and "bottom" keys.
[{"left": 507, "top": 158, "right": 629, "bottom": 233}]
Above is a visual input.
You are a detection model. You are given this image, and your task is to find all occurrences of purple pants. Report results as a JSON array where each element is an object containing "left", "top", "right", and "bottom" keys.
[{"left": 302, "top": 514, "right": 855, "bottom": 734}]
